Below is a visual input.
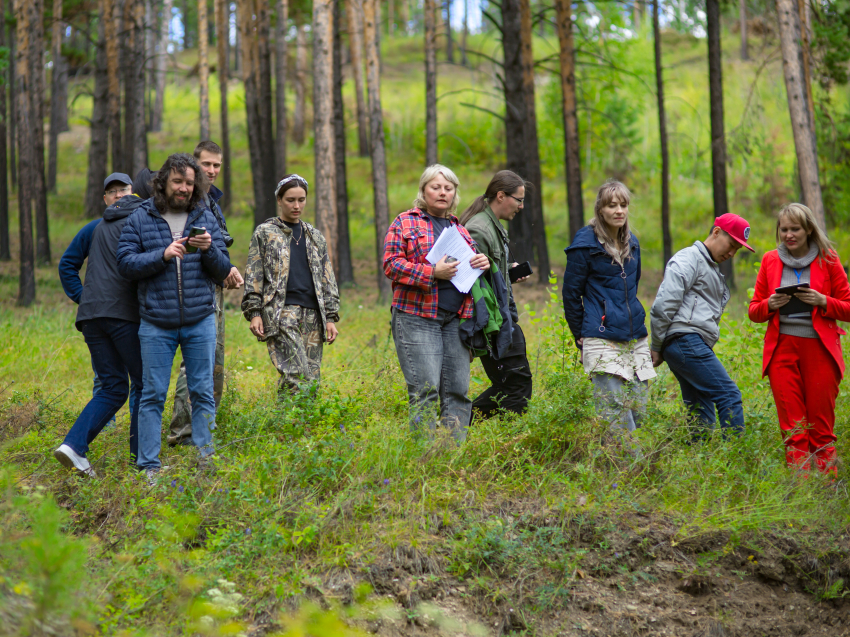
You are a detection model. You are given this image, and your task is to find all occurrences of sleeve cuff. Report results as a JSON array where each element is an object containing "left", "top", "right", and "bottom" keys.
[{"left": 249, "top": 310, "right": 262, "bottom": 319}]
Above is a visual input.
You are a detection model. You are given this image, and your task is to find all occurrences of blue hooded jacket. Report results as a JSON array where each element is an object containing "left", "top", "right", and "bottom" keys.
[
  {"left": 116, "top": 198, "right": 231, "bottom": 329},
  {"left": 562, "top": 225, "right": 648, "bottom": 345}
]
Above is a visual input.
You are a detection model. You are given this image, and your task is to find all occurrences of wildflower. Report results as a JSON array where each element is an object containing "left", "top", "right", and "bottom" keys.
[
  {"left": 265, "top": 498, "right": 270, "bottom": 503},
  {"left": 612, "top": 483, "right": 619, "bottom": 490},
  {"left": 171, "top": 479, "right": 177, "bottom": 487},
  {"left": 245, "top": 528, "right": 252, "bottom": 535},
  {"left": 340, "top": 424, "right": 346, "bottom": 432},
  {"left": 383, "top": 478, "right": 390, "bottom": 486},
  {"left": 178, "top": 485, "right": 184, "bottom": 493}
]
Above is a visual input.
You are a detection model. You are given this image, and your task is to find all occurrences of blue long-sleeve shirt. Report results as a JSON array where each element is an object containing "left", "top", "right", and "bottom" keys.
[{"left": 58, "top": 219, "right": 102, "bottom": 304}]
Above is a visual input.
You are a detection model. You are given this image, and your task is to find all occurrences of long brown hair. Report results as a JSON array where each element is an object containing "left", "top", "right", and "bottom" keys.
[
  {"left": 458, "top": 170, "right": 528, "bottom": 225},
  {"left": 590, "top": 180, "right": 633, "bottom": 263}
]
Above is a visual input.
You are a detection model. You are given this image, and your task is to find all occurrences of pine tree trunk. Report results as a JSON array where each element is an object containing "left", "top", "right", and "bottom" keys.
[
  {"left": 501, "top": 0, "right": 532, "bottom": 265},
  {"left": 798, "top": 0, "right": 815, "bottom": 136},
  {"left": 239, "top": 0, "right": 273, "bottom": 226},
  {"left": 104, "top": 0, "right": 122, "bottom": 168},
  {"left": 460, "top": 0, "right": 468, "bottom": 66},
  {"left": 387, "top": 0, "right": 393, "bottom": 33},
  {"left": 445, "top": 0, "right": 453, "bottom": 63},
  {"left": 123, "top": 0, "right": 138, "bottom": 172},
  {"left": 399, "top": 0, "right": 408, "bottom": 34},
  {"left": 47, "top": 0, "right": 67, "bottom": 193},
  {"left": 653, "top": 0, "right": 671, "bottom": 265},
  {"left": 424, "top": 0, "right": 437, "bottom": 165},
  {"left": 0, "top": 0, "right": 10, "bottom": 261},
  {"left": 198, "top": 0, "right": 210, "bottom": 139},
  {"left": 86, "top": 2, "right": 111, "bottom": 220},
  {"left": 275, "top": 0, "right": 289, "bottom": 175},
  {"left": 347, "top": 0, "right": 369, "bottom": 157},
  {"left": 313, "top": 0, "right": 338, "bottom": 267},
  {"left": 15, "top": 0, "right": 34, "bottom": 304},
  {"left": 130, "top": 0, "right": 149, "bottom": 174},
  {"left": 233, "top": 2, "right": 241, "bottom": 72},
  {"left": 555, "top": 0, "right": 583, "bottom": 241},
  {"left": 151, "top": 0, "right": 171, "bottom": 133},
  {"left": 182, "top": 0, "right": 191, "bottom": 48},
  {"left": 257, "top": 0, "right": 276, "bottom": 196},
  {"left": 333, "top": 0, "right": 353, "bottom": 284},
  {"left": 706, "top": 0, "right": 733, "bottom": 286},
  {"left": 739, "top": 0, "right": 749, "bottom": 61},
  {"left": 215, "top": 0, "right": 231, "bottom": 209},
  {"left": 776, "top": 0, "right": 825, "bottom": 228},
  {"left": 31, "top": 0, "right": 50, "bottom": 265},
  {"left": 292, "top": 18, "right": 307, "bottom": 145},
  {"left": 519, "top": 0, "right": 548, "bottom": 280},
  {"left": 8, "top": 25, "right": 16, "bottom": 191},
  {"left": 363, "top": 0, "right": 391, "bottom": 301},
  {"left": 633, "top": 0, "right": 640, "bottom": 30}
]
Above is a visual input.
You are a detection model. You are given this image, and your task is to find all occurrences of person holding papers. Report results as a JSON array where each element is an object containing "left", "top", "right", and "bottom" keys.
[
  {"left": 383, "top": 164, "right": 490, "bottom": 444},
  {"left": 562, "top": 180, "right": 654, "bottom": 447},
  {"left": 749, "top": 203, "right": 850, "bottom": 476}
]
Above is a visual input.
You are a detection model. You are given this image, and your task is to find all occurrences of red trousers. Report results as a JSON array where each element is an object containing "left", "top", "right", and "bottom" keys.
[{"left": 767, "top": 334, "right": 840, "bottom": 475}]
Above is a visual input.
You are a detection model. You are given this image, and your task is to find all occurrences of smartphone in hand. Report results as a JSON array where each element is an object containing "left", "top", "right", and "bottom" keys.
[
  {"left": 185, "top": 226, "right": 206, "bottom": 253},
  {"left": 509, "top": 261, "right": 533, "bottom": 283}
]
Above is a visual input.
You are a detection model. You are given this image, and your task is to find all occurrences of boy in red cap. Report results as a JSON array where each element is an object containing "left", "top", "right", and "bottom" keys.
[{"left": 649, "top": 213, "right": 755, "bottom": 435}]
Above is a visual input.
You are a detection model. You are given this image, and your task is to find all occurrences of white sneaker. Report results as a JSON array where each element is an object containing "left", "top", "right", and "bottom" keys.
[
  {"left": 54, "top": 444, "right": 97, "bottom": 478},
  {"left": 143, "top": 465, "right": 170, "bottom": 487}
]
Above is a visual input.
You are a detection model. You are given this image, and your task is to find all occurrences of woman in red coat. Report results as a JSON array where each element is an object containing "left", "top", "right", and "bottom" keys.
[{"left": 749, "top": 203, "right": 850, "bottom": 475}]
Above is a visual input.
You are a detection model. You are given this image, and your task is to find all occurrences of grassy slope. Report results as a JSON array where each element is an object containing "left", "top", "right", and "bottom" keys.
[{"left": 2, "top": 26, "right": 850, "bottom": 636}]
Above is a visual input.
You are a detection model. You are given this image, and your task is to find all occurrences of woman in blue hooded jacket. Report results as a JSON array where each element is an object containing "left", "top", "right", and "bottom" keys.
[{"left": 562, "top": 180, "right": 654, "bottom": 440}]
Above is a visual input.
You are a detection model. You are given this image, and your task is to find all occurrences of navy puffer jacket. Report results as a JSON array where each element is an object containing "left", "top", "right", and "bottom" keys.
[
  {"left": 562, "top": 225, "right": 648, "bottom": 344},
  {"left": 117, "top": 198, "right": 232, "bottom": 329}
]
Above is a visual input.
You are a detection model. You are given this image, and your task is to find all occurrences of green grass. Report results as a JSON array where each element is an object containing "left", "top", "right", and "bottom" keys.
[{"left": 3, "top": 26, "right": 850, "bottom": 636}]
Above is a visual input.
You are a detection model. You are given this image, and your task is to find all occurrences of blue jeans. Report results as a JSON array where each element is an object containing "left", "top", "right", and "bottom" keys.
[
  {"left": 392, "top": 308, "right": 471, "bottom": 443},
  {"left": 137, "top": 315, "right": 217, "bottom": 469},
  {"left": 63, "top": 318, "right": 143, "bottom": 460},
  {"left": 663, "top": 333, "right": 744, "bottom": 435},
  {"left": 94, "top": 365, "right": 138, "bottom": 428}
]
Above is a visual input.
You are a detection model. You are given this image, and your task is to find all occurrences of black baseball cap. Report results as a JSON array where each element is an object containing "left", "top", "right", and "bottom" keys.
[{"left": 104, "top": 172, "right": 132, "bottom": 190}]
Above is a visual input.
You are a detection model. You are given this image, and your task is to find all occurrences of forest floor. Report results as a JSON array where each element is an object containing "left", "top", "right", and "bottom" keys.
[{"left": 4, "top": 26, "right": 850, "bottom": 637}]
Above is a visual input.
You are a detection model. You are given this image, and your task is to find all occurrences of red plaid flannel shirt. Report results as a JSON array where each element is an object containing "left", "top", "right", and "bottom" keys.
[{"left": 383, "top": 208, "right": 476, "bottom": 319}]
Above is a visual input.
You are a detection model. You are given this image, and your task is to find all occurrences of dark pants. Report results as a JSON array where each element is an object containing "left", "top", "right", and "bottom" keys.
[
  {"left": 663, "top": 332, "right": 744, "bottom": 435},
  {"left": 471, "top": 323, "right": 533, "bottom": 422},
  {"left": 63, "top": 318, "right": 143, "bottom": 460}
]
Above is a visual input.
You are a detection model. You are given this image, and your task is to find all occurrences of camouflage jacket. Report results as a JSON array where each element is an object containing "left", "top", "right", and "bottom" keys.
[{"left": 241, "top": 218, "right": 341, "bottom": 342}]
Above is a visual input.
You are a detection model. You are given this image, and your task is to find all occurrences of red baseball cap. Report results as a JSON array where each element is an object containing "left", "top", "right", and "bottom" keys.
[{"left": 714, "top": 213, "right": 755, "bottom": 252}]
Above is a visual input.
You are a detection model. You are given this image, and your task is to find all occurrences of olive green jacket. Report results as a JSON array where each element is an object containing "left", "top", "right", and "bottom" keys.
[{"left": 464, "top": 205, "right": 517, "bottom": 315}]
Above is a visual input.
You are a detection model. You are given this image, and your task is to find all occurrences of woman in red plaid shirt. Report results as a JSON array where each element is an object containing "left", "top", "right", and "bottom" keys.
[{"left": 383, "top": 165, "right": 490, "bottom": 443}]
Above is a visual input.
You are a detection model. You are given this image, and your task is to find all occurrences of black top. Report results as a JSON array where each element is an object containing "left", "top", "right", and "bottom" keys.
[
  {"left": 426, "top": 213, "right": 466, "bottom": 314},
  {"left": 284, "top": 220, "right": 319, "bottom": 310}
]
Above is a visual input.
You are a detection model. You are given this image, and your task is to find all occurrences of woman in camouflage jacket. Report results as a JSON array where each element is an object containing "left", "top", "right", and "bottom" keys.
[{"left": 241, "top": 175, "right": 340, "bottom": 396}]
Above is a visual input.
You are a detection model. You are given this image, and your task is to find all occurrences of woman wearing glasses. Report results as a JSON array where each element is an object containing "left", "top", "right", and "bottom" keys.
[
  {"left": 459, "top": 170, "right": 533, "bottom": 422},
  {"left": 562, "top": 180, "right": 653, "bottom": 448}
]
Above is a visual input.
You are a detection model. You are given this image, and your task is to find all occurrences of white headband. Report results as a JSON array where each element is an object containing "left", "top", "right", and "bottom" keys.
[{"left": 275, "top": 174, "right": 309, "bottom": 197}]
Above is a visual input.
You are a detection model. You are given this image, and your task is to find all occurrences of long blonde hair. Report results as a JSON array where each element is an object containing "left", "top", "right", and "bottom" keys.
[
  {"left": 776, "top": 203, "right": 835, "bottom": 263},
  {"left": 413, "top": 164, "right": 461, "bottom": 216},
  {"left": 589, "top": 180, "right": 633, "bottom": 263}
]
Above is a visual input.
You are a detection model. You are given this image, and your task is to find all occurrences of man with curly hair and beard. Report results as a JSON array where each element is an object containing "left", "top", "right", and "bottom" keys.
[{"left": 117, "top": 153, "right": 232, "bottom": 483}]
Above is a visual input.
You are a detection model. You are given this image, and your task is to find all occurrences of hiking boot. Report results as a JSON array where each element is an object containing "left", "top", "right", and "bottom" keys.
[
  {"left": 54, "top": 444, "right": 97, "bottom": 478},
  {"left": 142, "top": 465, "right": 170, "bottom": 487}
]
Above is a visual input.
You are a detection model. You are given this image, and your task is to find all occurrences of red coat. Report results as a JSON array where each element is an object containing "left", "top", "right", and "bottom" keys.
[{"left": 748, "top": 249, "right": 850, "bottom": 377}]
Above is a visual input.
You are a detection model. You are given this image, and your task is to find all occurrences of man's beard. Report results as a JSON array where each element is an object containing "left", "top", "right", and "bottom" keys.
[{"left": 167, "top": 192, "right": 191, "bottom": 211}]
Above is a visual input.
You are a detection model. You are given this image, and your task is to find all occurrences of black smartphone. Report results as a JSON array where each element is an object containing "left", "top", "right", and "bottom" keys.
[
  {"left": 185, "top": 226, "right": 206, "bottom": 253},
  {"left": 509, "top": 261, "right": 533, "bottom": 284},
  {"left": 775, "top": 283, "right": 811, "bottom": 295}
]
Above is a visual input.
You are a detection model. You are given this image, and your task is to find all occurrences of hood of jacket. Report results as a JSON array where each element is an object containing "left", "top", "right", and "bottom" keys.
[
  {"left": 103, "top": 194, "right": 146, "bottom": 222},
  {"left": 133, "top": 168, "right": 156, "bottom": 200}
]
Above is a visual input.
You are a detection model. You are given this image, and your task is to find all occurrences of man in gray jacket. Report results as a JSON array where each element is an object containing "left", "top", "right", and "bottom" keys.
[{"left": 650, "top": 213, "right": 755, "bottom": 434}]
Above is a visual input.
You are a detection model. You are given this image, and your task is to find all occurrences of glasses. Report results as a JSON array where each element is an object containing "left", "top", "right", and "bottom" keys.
[
  {"left": 508, "top": 194, "right": 524, "bottom": 204},
  {"left": 105, "top": 186, "right": 132, "bottom": 196}
]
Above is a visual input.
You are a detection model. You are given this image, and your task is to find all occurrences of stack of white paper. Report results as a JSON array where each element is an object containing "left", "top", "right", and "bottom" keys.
[{"left": 425, "top": 225, "right": 484, "bottom": 293}]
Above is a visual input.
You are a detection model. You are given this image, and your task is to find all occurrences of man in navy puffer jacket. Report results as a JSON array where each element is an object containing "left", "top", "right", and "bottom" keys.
[{"left": 117, "top": 153, "right": 231, "bottom": 481}]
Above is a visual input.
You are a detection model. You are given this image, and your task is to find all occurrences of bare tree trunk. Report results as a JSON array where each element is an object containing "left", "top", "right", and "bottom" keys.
[
  {"left": 460, "top": 0, "right": 468, "bottom": 65},
  {"left": 47, "top": 0, "right": 68, "bottom": 193},
  {"left": 31, "top": 0, "right": 50, "bottom": 265},
  {"left": 387, "top": 0, "right": 393, "bottom": 33},
  {"left": 130, "top": 0, "right": 149, "bottom": 174},
  {"left": 333, "top": 0, "right": 353, "bottom": 284},
  {"left": 445, "top": 0, "right": 453, "bottom": 63},
  {"left": 653, "top": 0, "right": 671, "bottom": 265},
  {"left": 86, "top": 2, "right": 111, "bottom": 219},
  {"left": 8, "top": 25, "right": 16, "bottom": 191},
  {"left": 182, "top": 0, "right": 191, "bottom": 48},
  {"left": 555, "top": 0, "right": 583, "bottom": 241},
  {"left": 292, "top": 18, "right": 307, "bottom": 145},
  {"left": 15, "top": 0, "right": 34, "bottom": 304},
  {"left": 216, "top": 0, "right": 231, "bottom": 208},
  {"left": 0, "top": 0, "right": 9, "bottom": 261},
  {"left": 776, "top": 0, "right": 825, "bottom": 228},
  {"left": 239, "top": 0, "right": 274, "bottom": 225},
  {"left": 363, "top": 0, "right": 391, "bottom": 301},
  {"left": 400, "top": 0, "right": 408, "bottom": 34},
  {"left": 633, "top": 0, "right": 640, "bottom": 30},
  {"left": 233, "top": 2, "right": 241, "bottom": 72},
  {"left": 275, "top": 0, "right": 289, "bottom": 175},
  {"left": 123, "top": 0, "right": 138, "bottom": 171},
  {"left": 151, "top": 0, "right": 171, "bottom": 132},
  {"left": 257, "top": 0, "right": 276, "bottom": 193},
  {"left": 347, "top": 0, "right": 369, "bottom": 157},
  {"left": 739, "top": 0, "right": 749, "bottom": 60},
  {"left": 706, "top": 0, "right": 733, "bottom": 286},
  {"left": 519, "top": 0, "right": 548, "bottom": 280},
  {"left": 424, "top": 0, "right": 437, "bottom": 165},
  {"left": 798, "top": 0, "right": 815, "bottom": 137},
  {"left": 104, "top": 0, "right": 122, "bottom": 168},
  {"left": 198, "top": 0, "right": 210, "bottom": 139},
  {"left": 313, "top": 0, "right": 338, "bottom": 267}
]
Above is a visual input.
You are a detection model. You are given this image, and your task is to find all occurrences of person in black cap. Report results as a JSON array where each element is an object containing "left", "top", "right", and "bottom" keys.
[{"left": 55, "top": 173, "right": 145, "bottom": 477}]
